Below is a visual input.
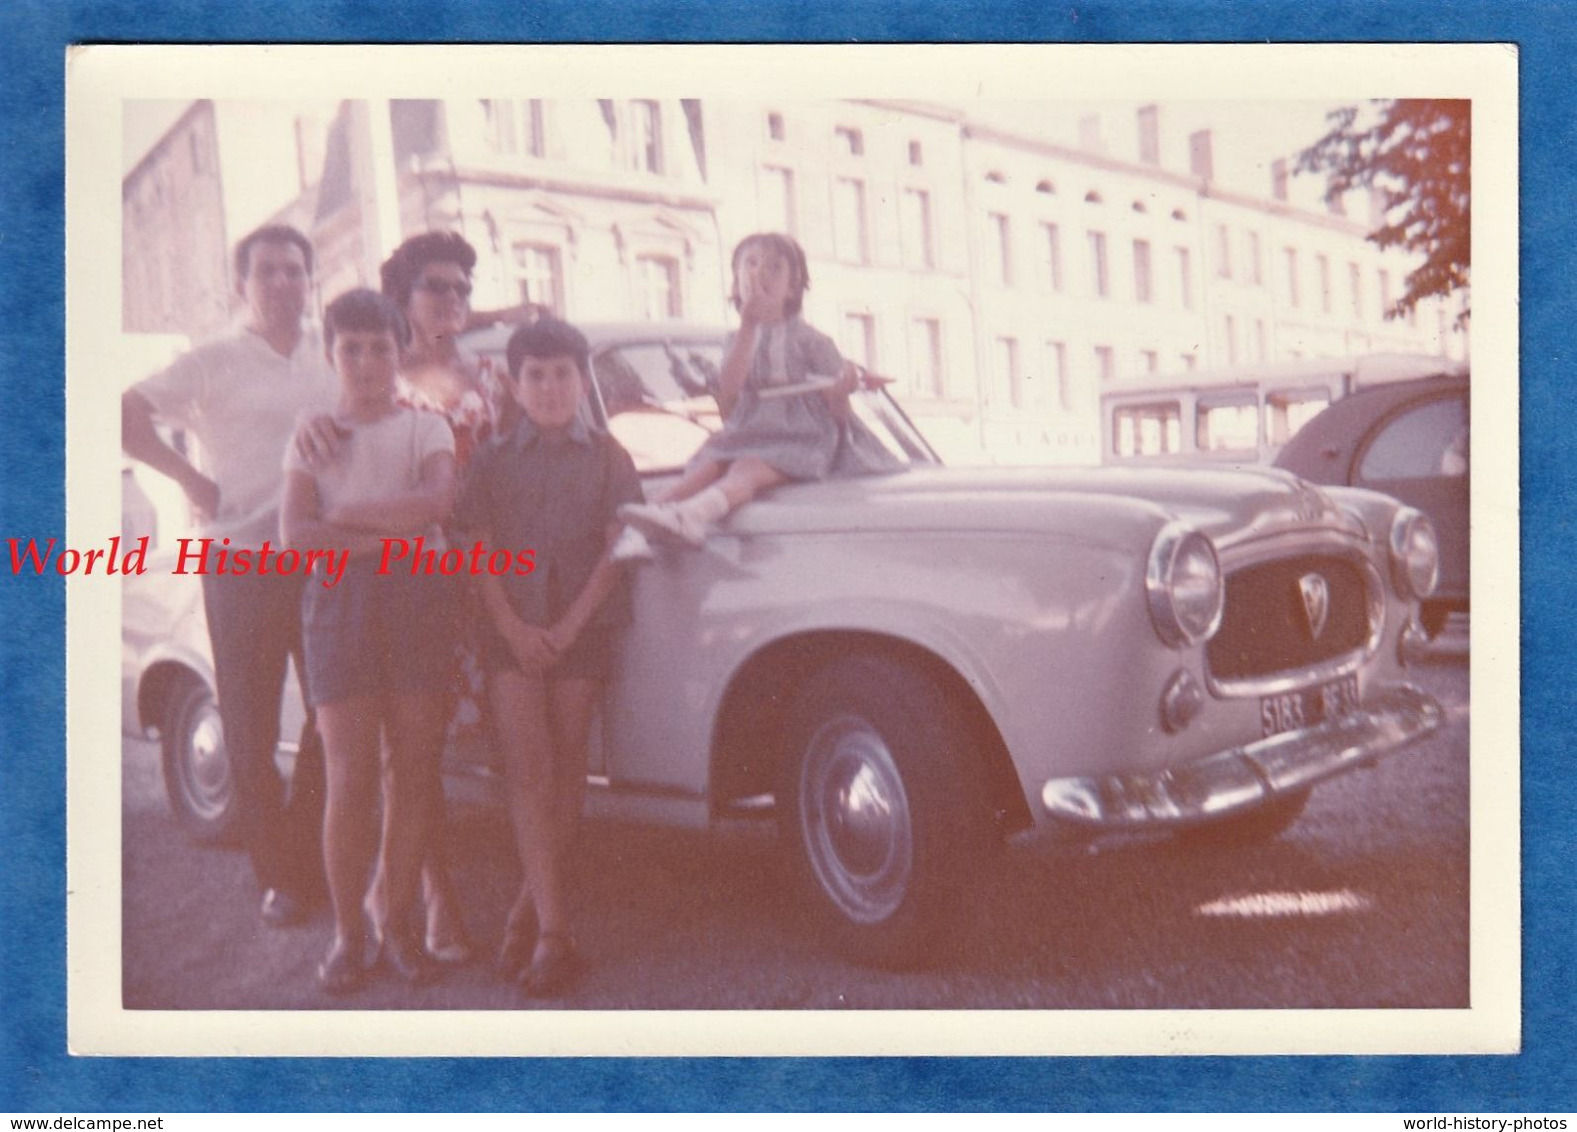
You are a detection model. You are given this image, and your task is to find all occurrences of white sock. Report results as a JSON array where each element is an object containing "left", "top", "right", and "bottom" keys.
[{"left": 677, "top": 485, "right": 732, "bottom": 526}]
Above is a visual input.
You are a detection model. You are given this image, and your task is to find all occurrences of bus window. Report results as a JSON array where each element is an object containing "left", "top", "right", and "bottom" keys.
[
  {"left": 1114, "top": 401, "right": 1182, "bottom": 457},
  {"left": 1265, "top": 387, "right": 1333, "bottom": 447},
  {"left": 1195, "top": 392, "right": 1259, "bottom": 453}
]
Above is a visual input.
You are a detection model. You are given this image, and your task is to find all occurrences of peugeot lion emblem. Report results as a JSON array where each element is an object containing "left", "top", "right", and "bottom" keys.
[{"left": 1298, "top": 572, "right": 1330, "bottom": 641}]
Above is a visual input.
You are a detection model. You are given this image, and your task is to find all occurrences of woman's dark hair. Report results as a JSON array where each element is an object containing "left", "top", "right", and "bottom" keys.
[
  {"left": 506, "top": 317, "right": 589, "bottom": 380},
  {"left": 323, "top": 288, "right": 410, "bottom": 350},
  {"left": 729, "top": 231, "right": 811, "bottom": 317},
  {"left": 379, "top": 231, "right": 479, "bottom": 309},
  {"left": 234, "top": 224, "right": 314, "bottom": 281}
]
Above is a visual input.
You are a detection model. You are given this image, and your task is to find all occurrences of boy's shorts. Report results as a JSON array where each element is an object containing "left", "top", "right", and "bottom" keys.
[
  {"left": 480, "top": 622, "right": 617, "bottom": 681},
  {"left": 302, "top": 558, "right": 460, "bottom": 707}
]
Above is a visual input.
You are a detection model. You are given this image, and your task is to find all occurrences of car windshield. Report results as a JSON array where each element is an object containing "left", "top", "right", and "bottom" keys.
[{"left": 590, "top": 336, "right": 940, "bottom": 475}]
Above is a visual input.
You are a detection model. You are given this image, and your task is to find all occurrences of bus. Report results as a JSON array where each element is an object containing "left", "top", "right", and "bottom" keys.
[{"left": 1101, "top": 353, "right": 1468, "bottom": 466}]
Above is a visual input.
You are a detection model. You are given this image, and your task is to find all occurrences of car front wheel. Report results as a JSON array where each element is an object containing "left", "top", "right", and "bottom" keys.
[
  {"left": 159, "top": 674, "right": 241, "bottom": 845},
  {"left": 778, "top": 655, "right": 991, "bottom": 967}
]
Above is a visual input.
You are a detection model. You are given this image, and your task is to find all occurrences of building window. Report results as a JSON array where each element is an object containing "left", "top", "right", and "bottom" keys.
[
  {"left": 1088, "top": 230, "right": 1109, "bottom": 298},
  {"left": 767, "top": 111, "right": 785, "bottom": 141},
  {"left": 842, "top": 312, "right": 877, "bottom": 369},
  {"left": 1254, "top": 319, "right": 1268, "bottom": 361},
  {"left": 1284, "top": 247, "right": 1301, "bottom": 308},
  {"left": 1317, "top": 254, "right": 1332, "bottom": 313},
  {"left": 1247, "top": 230, "right": 1263, "bottom": 286},
  {"left": 1223, "top": 314, "right": 1238, "bottom": 365},
  {"left": 762, "top": 165, "right": 796, "bottom": 235},
  {"left": 1137, "top": 104, "right": 1160, "bottom": 165},
  {"left": 1272, "top": 158, "right": 1289, "bottom": 201},
  {"left": 1141, "top": 349, "right": 1159, "bottom": 374},
  {"left": 1176, "top": 246, "right": 1193, "bottom": 309},
  {"left": 1379, "top": 269, "right": 1392, "bottom": 318},
  {"left": 989, "top": 213, "right": 1013, "bottom": 285},
  {"left": 1215, "top": 223, "right": 1232, "bottom": 279},
  {"left": 834, "top": 126, "right": 864, "bottom": 156},
  {"left": 908, "top": 139, "right": 923, "bottom": 166},
  {"left": 910, "top": 317, "right": 944, "bottom": 398},
  {"left": 1181, "top": 352, "right": 1197, "bottom": 370},
  {"left": 1133, "top": 239, "right": 1153, "bottom": 303},
  {"left": 1046, "top": 340, "right": 1071, "bottom": 411},
  {"left": 1042, "top": 223, "right": 1063, "bottom": 292},
  {"left": 634, "top": 255, "right": 681, "bottom": 321},
  {"left": 833, "top": 177, "right": 869, "bottom": 264},
  {"left": 1094, "top": 345, "right": 1115, "bottom": 383},
  {"left": 482, "top": 99, "right": 517, "bottom": 153},
  {"left": 512, "top": 243, "right": 563, "bottom": 313},
  {"left": 631, "top": 100, "right": 663, "bottom": 173},
  {"left": 995, "top": 337, "right": 1021, "bottom": 409},
  {"left": 1349, "top": 262, "right": 1363, "bottom": 319},
  {"left": 901, "top": 188, "right": 934, "bottom": 269}
]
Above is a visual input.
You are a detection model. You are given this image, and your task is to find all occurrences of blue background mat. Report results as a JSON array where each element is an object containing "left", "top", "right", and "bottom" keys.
[{"left": 1, "top": 0, "right": 1566, "bottom": 1112}]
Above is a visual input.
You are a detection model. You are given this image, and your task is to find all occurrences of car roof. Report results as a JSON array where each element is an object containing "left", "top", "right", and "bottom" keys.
[
  {"left": 1273, "top": 372, "right": 1470, "bottom": 480},
  {"left": 1102, "top": 352, "right": 1468, "bottom": 402}
]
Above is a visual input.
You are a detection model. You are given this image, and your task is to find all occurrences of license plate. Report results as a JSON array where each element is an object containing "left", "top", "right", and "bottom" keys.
[{"left": 1260, "top": 674, "right": 1361, "bottom": 738}]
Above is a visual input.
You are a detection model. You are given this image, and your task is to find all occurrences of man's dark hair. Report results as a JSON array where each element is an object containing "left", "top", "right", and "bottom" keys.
[
  {"left": 322, "top": 288, "right": 409, "bottom": 351},
  {"left": 234, "top": 224, "right": 314, "bottom": 281},
  {"left": 379, "top": 231, "right": 479, "bottom": 309},
  {"left": 728, "top": 231, "right": 811, "bottom": 317},
  {"left": 506, "top": 318, "right": 590, "bottom": 380}
]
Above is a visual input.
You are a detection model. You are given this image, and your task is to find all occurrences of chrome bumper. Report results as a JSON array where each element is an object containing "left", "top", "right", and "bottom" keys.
[{"left": 1039, "top": 683, "right": 1443, "bottom": 831}]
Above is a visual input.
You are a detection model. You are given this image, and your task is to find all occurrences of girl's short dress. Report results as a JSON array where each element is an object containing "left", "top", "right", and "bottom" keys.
[
  {"left": 398, "top": 358, "right": 502, "bottom": 740},
  {"left": 694, "top": 316, "right": 903, "bottom": 481}
]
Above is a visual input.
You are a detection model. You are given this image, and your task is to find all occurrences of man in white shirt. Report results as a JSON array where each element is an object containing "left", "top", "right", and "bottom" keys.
[{"left": 123, "top": 224, "right": 337, "bottom": 927}]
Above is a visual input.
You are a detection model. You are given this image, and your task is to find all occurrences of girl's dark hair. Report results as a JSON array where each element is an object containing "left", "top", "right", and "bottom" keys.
[
  {"left": 323, "top": 288, "right": 410, "bottom": 350},
  {"left": 506, "top": 317, "right": 590, "bottom": 380},
  {"left": 379, "top": 231, "right": 478, "bottom": 309},
  {"left": 729, "top": 232, "right": 810, "bottom": 317}
]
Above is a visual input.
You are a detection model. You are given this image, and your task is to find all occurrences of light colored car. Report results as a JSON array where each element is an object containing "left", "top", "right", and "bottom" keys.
[{"left": 124, "top": 322, "right": 1445, "bottom": 965}]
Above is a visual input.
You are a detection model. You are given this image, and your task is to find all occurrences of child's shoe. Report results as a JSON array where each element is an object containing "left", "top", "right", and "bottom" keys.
[
  {"left": 617, "top": 501, "right": 709, "bottom": 547},
  {"left": 609, "top": 525, "right": 655, "bottom": 563}
]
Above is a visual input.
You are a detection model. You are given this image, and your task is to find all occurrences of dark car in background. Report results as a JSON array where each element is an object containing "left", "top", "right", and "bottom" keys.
[{"left": 1274, "top": 372, "right": 1469, "bottom": 637}]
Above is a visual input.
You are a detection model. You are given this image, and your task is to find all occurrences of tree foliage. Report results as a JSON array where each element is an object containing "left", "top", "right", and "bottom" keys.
[{"left": 1296, "top": 99, "right": 1470, "bottom": 326}]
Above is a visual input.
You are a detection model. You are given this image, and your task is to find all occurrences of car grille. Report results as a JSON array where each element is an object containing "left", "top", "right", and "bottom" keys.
[{"left": 1207, "top": 555, "right": 1372, "bottom": 683}]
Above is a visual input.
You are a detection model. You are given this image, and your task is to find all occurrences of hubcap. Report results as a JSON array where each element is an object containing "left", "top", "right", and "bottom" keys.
[
  {"left": 799, "top": 715, "right": 913, "bottom": 924},
  {"left": 181, "top": 700, "right": 232, "bottom": 821}
]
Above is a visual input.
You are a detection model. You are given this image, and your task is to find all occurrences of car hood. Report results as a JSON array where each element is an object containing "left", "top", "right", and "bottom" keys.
[{"left": 725, "top": 463, "right": 1367, "bottom": 550}]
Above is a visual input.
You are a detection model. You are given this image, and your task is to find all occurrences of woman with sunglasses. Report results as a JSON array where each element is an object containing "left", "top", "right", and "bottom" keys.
[{"left": 373, "top": 230, "right": 548, "bottom": 967}]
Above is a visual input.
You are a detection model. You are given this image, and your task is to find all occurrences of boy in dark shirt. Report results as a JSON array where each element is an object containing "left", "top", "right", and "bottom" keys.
[{"left": 455, "top": 318, "right": 642, "bottom": 996}]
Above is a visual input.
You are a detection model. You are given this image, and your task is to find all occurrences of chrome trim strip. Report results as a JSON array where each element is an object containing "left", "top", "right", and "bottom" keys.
[
  {"left": 1205, "top": 554, "right": 1386, "bottom": 698},
  {"left": 1039, "top": 683, "right": 1442, "bottom": 830}
]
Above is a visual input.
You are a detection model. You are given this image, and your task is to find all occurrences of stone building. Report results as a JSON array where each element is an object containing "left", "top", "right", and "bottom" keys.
[{"left": 124, "top": 97, "right": 1467, "bottom": 465}]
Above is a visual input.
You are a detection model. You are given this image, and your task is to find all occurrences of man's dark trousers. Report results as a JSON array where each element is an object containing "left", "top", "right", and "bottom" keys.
[{"left": 201, "top": 569, "right": 326, "bottom": 903}]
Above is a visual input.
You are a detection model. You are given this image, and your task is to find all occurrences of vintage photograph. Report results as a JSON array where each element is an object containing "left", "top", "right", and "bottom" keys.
[{"left": 67, "top": 43, "right": 1517, "bottom": 1056}]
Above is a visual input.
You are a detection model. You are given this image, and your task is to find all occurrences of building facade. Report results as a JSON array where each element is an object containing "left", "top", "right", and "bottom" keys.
[{"left": 124, "top": 97, "right": 1467, "bottom": 465}]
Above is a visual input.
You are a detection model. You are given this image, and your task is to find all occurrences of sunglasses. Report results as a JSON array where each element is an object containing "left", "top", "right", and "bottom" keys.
[{"left": 415, "top": 277, "right": 473, "bottom": 299}]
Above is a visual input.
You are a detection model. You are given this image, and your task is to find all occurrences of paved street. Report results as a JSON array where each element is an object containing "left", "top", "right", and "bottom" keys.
[{"left": 121, "top": 650, "right": 1469, "bottom": 1012}]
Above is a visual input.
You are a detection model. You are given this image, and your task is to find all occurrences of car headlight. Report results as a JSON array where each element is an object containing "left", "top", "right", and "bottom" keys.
[
  {"left": 1388, "top": 508, "right": 1440, "bottom": 600},
  {"left": 1146, "top": 522, "right": 1225, "bottom": 647}
]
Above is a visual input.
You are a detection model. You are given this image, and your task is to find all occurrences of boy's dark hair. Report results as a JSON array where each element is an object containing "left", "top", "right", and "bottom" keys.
[
  {"left": 234, "top": 224, "right": 314, "bottom": 281},
  {"left": 323, "top": 288, "right": 410, "bottom": 351},
  {"left": 729, "top": 232, "right": 810, "bottom": 317},
  {"left": 379, "top": 231, "right": 478, "bottom": 309},
  {"left": 506, "top": 317, "right": 590, "bottom": 380}
]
